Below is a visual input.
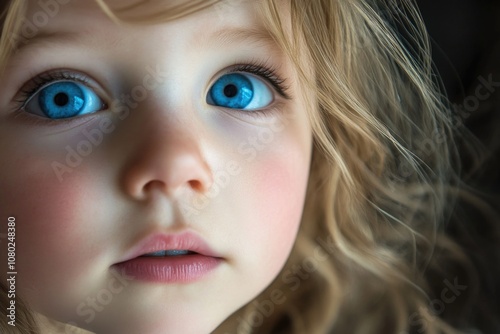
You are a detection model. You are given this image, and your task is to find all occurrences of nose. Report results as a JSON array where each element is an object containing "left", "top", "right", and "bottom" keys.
[{"left": 120, "top": 114, "right": 213, "bottom": 201}]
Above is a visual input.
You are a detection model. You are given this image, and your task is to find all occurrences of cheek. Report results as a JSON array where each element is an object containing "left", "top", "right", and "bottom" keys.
[
  {"left": 257, "top": 157, "right": 307, "bottom": 235},
  {"left": 264, "top": 160, "right": 307, "bottom": 241},
  {"left": 243, "top": 141, "right": 310, "bottom": 281},
  {"left": 0, "top": 151, "right": 104, "bottom": 310}
]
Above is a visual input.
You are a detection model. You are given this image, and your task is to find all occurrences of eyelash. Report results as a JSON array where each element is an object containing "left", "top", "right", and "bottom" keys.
[
  {"left": 229, "top": 62, "right": 291, "bottom": 100},
  {"left": 14, "top": 62, "right": 290, "bottom": 124},
  {"left": 17, "top": 71, "right": 90, "bottom": 107}
]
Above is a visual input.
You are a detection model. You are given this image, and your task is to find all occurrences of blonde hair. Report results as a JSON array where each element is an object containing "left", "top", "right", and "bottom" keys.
[
  {"left": 228, "top": 1, "right": 472, "bottom": 333},
  {"left": 0, "top": 0, "right": 494, "bottom": 333}
]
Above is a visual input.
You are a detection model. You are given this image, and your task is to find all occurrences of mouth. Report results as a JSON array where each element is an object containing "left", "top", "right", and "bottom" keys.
[{"left": 112, "top": 232, "right": 223, "bottom": 284}]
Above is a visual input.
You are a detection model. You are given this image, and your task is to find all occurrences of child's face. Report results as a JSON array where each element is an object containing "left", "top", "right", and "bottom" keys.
[{"left": 0, "top": 0, "right": 312, "bottom": 333}]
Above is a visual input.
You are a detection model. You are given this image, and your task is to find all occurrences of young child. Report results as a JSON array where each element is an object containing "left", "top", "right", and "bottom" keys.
[{"left": 0, "top": 0, "right": 497, "bottom": 333}]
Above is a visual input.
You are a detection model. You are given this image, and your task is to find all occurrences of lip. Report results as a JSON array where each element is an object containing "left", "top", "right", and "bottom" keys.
[{"left": 112, "top": 232, "right": 223, "bottom": 283}]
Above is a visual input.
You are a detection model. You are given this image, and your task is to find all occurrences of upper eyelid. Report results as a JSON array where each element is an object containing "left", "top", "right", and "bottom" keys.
[
  {"left": 16, "top": 70, "right": 108, "bottom": 107},
  {"left": 226, "top": 64, "right": 291, "bottom": 100},
  {"left": 21, "top": 77, "right": 89, "bottom": 107}
]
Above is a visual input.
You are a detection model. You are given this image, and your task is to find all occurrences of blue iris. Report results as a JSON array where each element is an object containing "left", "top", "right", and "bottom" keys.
[
  {"left": 210, "top": 73, "right": 253, "bottom": 109},
  {"left": 31, "top": 81, "right": 102, "bottom": 119},
  {"left": 208, "top": 73, "right": 273, "bottom": 110}
]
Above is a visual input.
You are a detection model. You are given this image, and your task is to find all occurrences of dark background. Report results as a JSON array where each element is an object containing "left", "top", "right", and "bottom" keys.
[
  {"left": 416, "top": 2, "right": 500, "bottom": 332},
  {"left": 418, "top": 0, "right": 500, "bottom": 194}
]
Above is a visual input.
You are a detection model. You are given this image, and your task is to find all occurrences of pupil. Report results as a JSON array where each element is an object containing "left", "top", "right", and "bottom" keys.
[
  {"left": 224, "top": 84, "right": 238, "bottom": 98},
  {"left": 54, "top": 93, "right": 69, "bottom": 107}
]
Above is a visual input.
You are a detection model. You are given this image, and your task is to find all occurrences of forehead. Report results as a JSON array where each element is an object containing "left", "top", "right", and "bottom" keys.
[
  {"left": 22, "top": 0, "right": 267, "bottom": 32},
  {"left": 18, "top": 0, "right": 281, "bottom": 56}
]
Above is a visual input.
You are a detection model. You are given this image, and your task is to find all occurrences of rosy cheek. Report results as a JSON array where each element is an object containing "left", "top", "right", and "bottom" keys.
[
  {"left": 258, "top": 158, "right": 305, "bottom": 225},
  {"left": 245, "top": 144, "right": 309, "bottom": 277},
  {"left": 0, "top": 153, "right": 98, "bottom": 303}
]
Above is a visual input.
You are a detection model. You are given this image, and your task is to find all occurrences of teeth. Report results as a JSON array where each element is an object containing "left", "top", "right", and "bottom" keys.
[
  {"left": 142, "top": 250, "right": 192, "bottom": 257},
  {"left": 146, "top": 250, "right": 167, "bottom": 257},
  {"left": 165, "top": 250, "right": 190, "bottom": 256}
]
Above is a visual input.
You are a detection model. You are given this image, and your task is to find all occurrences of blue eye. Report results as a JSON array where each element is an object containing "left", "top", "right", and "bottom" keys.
[
  {"left": 207, "top": 73, "right": 273, "bottom": 110},
  {"left": 25, "top": 81, "right": 104, "bottom": 119}
]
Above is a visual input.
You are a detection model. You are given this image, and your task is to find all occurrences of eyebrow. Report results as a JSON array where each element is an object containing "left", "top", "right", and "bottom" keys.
[
  {"left": 14, "top": 31, "right": 84, "bottom": 53},
  {"left": 204, "top": 26, "right": 280, "bottom": 51},
  {"left": 14, "top": 25, "right": 280, "bottom": 60},
  {"left": 15, "top": 31, "right": 78, "bottom": 48}
]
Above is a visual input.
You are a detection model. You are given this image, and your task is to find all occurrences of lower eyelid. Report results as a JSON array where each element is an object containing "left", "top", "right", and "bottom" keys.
[
  {"left": 9, "top": 108, "right": 101, "bottom": 128},
  {"left": 220, "top": 102, "right": 287, "bottom": 126}
]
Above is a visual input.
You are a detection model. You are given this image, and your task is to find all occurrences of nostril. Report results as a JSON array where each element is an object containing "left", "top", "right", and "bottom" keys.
[
  {"left": 188, "top": 180, "right": 204, "bottom": 192},
  {"left": 143, "top": 180, "right": 167, "bottom": 195}
]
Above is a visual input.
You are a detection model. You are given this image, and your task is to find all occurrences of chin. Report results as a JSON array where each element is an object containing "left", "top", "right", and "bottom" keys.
[{"left": 74, "top": 309, "right": 227, "bottom": 334}]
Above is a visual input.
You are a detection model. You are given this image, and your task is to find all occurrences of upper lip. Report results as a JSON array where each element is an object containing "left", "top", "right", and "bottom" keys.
[{"left": 116, "top": 231, "right": 222, "bottom": 263}]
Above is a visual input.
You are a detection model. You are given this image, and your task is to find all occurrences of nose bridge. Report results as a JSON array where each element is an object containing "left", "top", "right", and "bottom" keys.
[{"left": 119, "top": 100, "right": 213, "bottom": 201}]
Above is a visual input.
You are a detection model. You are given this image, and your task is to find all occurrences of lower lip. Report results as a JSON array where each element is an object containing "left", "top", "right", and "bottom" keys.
[{"left": 113, "top": 255, "right": 221, "bottom": 283}]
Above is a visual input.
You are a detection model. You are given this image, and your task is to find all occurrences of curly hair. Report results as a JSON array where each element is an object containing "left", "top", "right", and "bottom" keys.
[{"left": 218, "top": 1, "right": 495, "bottom": 333}]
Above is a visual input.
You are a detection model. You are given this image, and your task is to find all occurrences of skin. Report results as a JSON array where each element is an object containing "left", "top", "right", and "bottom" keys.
[{"left": 0, "top": 0, "right": 312, "bottom": 333}]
